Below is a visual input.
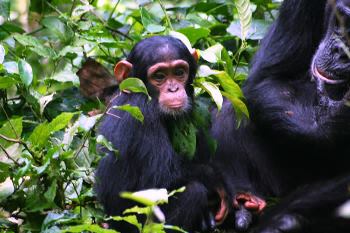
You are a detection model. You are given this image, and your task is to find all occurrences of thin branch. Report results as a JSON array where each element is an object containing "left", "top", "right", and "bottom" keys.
[
  {"left": 108, "top": 0, "right": 121, "bottom": 21},
  {"left": 1, "top": 105, "right": 19, "bottom": 138},
  {"left": 0, "top": 134, "right": 35, "bottom": 158},
  {"left": 0, "top": 143, "right": 20, "bottom": 165}
]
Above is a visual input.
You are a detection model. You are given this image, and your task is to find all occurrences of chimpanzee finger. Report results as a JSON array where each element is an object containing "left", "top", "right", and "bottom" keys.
[{"left": 235, "top": 204, "right": 253, "bottom": 232}]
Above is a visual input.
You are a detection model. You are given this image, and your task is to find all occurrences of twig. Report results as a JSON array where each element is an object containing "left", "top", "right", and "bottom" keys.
[
  {"left": 0, "top": 134, "right": 35, "bottom": 158},
  {"left": 108, "top": 0, "right": 121, "bottom": 21},
  {"left": 0, "top": 143, "right": 19, "bottom": 165}
]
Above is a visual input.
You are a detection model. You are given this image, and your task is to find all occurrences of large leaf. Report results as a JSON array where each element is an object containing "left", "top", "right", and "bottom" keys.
[
  {"left": 18, "top": 59, "right": 33, "bottom": 87},
  {"left": 200, "top": 44, "right": 223, "bottom": 63},
  {"left": 119, "top": 78, "right": 150, "bottom": 99},
  {"left": 62, "top": 224, "right": 117, "bottom": 233},
  {"left": 214, "top": 71, "right": 243, "bottom": 98},
  {"left": 200, "top": 81, "right": 223, "bottom": 111},
  {"left": 0, "top": 0, "right": 10, "bottom": 19},
  {"left": 28, "top": 112, "right": 76, "bottom": 148},
  {"left": 0, "top": 76, "right": 19, "bottom": 89},
  {"left": 227, "top": 19, "right": 269, "bottom": 40},
  {"left": 140, "top": 7, "right": 165, "bottom": 33},
  {"left": 41, "top": 16, "right": 74, "bottom": 44},
  {"left": 0, "top": 117, "right": 22, "bottom": 149},
  {"left": 222, "top": 91, "right": 249, "bottom": 127},
  {"left": 13, "top": 34, "right": 56, "bottom": 58},
  {"left": 113, "top": 104, "right": 144, "bottom": 123},
  {"left": 235, "top": 0, "right": 252, "bottom": 40},
  {"left": 177, "top": 27, "right": 210, "bottom": 45}
]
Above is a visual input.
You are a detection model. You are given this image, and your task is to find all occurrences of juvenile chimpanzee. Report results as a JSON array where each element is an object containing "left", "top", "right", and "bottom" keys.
[
  {"left": 211, "top": 0, "right": 350, "bottom": 232},
  {"left": 95, "top": 36, "right": 229, "bottom": 232}
]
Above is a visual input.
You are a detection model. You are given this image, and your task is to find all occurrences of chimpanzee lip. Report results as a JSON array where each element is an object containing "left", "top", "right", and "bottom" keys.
[{"left": 311, "top": 60, "right": 346, "bottom": 85}]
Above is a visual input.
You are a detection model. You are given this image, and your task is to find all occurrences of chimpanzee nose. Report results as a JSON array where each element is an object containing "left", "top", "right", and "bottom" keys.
[{"left": 168, "top": 86, "right": 179, "bottom": 92}]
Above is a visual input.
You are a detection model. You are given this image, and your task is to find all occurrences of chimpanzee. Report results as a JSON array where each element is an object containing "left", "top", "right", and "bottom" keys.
[
  {"left": 95, "top": 36, "right": 230, "bottom": 232},
  {"left": 211, "top": 0, "right": 350, "bottom": 232}
]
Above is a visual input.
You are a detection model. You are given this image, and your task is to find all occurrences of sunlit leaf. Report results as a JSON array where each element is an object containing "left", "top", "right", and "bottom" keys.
[
  {"left": 13, "top": 34, "right": 56, "bottom": 58},
  {"left": 18, "top": 59, "right": 33, "bottom": 87},
  {"left": 0, "top": 44, "right": 5, "bottom": 64},
  {"left": 169, "top": 31, "right": 192, "bottom": 50},
  {"left": 177, "top": 27, "right": 210, "bottom": 45},
  {"left": 200, "top": 81, "right": 223, "bottom": 111},
  {"left": 113, "top": 215, "right": 142, "bottom": 232},
  {"left": 62, "top": 224, "right": 117, "bottom": 233},
  {"left": 119, "top": 78, "right": 150, "bottom": 99},
  {"left": 41, "top": 16, "right": 74, "bottom": 44},
  {"left": 0, "top": 117, "right": 22, "bottom": 148},
  {"left": 0, "top": 177, "right": 14, "bottom": 202},
  {"left": 235, "top": 0, "right": 252, "bottom": 40},
  {"left": 199, "top": 44, "right": 223, "bottom": 63},
  {"left": 113, "top": 104, "right": 144, "bottom": 123}
]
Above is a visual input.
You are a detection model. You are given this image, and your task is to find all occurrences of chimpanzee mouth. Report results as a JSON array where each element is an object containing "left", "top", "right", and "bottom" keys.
[{"left": 311, "top": 60, "right": 347, "bottom": 85}]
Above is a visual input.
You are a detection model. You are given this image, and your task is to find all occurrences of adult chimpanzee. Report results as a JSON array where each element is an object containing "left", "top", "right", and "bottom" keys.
[
  {"left": 211, "top": 0, "right": 350, "bottom": 232},
  {"left": 95, "top": 36, "right": 229, "bottom": 232}
]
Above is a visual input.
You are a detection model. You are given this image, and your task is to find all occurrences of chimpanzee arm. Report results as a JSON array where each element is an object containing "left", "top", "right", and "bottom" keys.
[{"left": 255, "top": 176, "right": 350, "bottom": 233}]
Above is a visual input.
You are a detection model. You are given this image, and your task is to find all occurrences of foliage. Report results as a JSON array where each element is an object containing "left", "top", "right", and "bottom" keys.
[{"left": 0, "top": 0, "right": 281, "bottom": 232}]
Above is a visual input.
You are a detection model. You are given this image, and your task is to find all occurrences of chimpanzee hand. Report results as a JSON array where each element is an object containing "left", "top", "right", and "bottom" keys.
[
  {"left": 254, "top": 213, "right": 306, "bottom": 233},
  {"left": 233, "top": 192, "right": 266, "bottom": 232}
]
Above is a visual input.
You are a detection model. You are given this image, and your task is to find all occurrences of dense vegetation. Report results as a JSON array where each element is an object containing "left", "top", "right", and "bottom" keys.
[{"left": 0, "top": 0, "right": 281, "bottom": 232}]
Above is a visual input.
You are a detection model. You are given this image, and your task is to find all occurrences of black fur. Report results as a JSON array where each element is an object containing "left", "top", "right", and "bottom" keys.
[
  {"left": 95, "top": 36, "right": 220, "bottom": 232},
  {"left": 212, "top": 1, "right": 350, "bottom": 232}
]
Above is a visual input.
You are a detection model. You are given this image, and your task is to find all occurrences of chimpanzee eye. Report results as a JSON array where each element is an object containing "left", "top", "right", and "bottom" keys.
[
  {"left": 174, "top": 68, "right": 185, "bottom": 76},
  {"left": 153, "top": 72, "right": 165, "bottom": 81}
]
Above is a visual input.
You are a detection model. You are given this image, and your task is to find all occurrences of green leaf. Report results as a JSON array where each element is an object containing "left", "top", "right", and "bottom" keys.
[
  {"left": 113, "top": 215, "right": 142, "bottom": 232},
  {"left": 13, "top": 34, "right": 56, "bottom": 58},
  {"left": 113, "top": 104, "right": 144, "bottom": 123},
  {"left": 71, "top": 5, "right": 94, "bottom": 18},
  {"left": 44, "top": 179, "right": 57, "bottom": 202},
  {"left": 140, "top": 7, "right": 165, "bottom": 33},
  {"left": 62, "top": 224, "right": 117, "bottom": 233},
  {"left": 0, "top": 177, "right": 14, "bottom": 202},
  {"left": 169, "top": 119, "right": 197, "bottom": 160},
  {"left": 200, "top": 81, "right": 223, "bottom": 111},
  {"left": 120, "top": 192, "right": 155, "bottom": 207},
  {"left": 0, "top": 76, "right": 19, "bottom": 89},
  {"left": 200, "top": 44, "right": 223, "bottom": 63},
  {"left": 123, "top": 206, "right": 151, "bottom": 215},
  {"left": 235, "top": 0, "right": 252, "bottom": 40},
  {"left": 169, "top": 31, "right": 192, "bottom": 51},
  {"left": 49, "top": 112, "right": 76, "bottom": 132},
  {"left": 177, "top": 27, "right": 210, "bottom": 45},
  {"left": 0, "top": 44, "right": 5, "bottom": 64},
  {"left": 163, "top": 225, "right": 187, "bottom": 233},
  {"left": 214, "top": 71, "right": 243, "bottom": 98},
  {"left": 41, "top": 16, "right": 74, "bottom": 44},
  {"left": 119, "top": 78, "right": 150, "bottom": 99},
  {"left": 28, "top": 112, "right": 76, "bottom": 148},
  {"left": 222, "top": 91, "right": 249, "bottom": 126},
  {"left": 0, "top": 0, "right": 10, "bottom": 19},
  {"left": 0, "top": 117, "right": 22, "bottom": 148},
  {"left": 96, "top": 135, "right": 119, "bottom": 154},
  {"left": 227, "top": 19, "right": 269, "bottom": 40},
  {"left": 18, "top": 59, "right": 33, "bottom": 87}
]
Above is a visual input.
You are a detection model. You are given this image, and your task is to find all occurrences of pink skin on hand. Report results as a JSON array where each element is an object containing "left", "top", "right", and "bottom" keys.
[{"left": 233, "top": 193, "right": 266, "bottom": 213}]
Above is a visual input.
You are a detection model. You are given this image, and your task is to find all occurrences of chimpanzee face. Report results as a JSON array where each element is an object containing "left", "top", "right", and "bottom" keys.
[
  {"left": 312, "top": 0, "right": 350, "bottom": 87},
  {"left": 147, "top": 59, "right": 191, "bottom": 115},
  {"left": 114, "top": 36, "right": 198, "bottom": 116}
]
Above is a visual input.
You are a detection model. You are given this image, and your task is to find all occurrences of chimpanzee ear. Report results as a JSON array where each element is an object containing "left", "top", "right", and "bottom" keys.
[
  {"left": 114, "top": 60, "right": 133, "bottom": 83},
  {"left": 191, "top": 48, "right": 199, "bottom": 62}
]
